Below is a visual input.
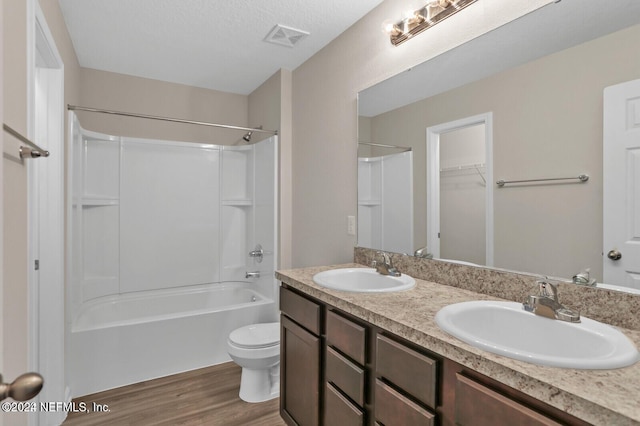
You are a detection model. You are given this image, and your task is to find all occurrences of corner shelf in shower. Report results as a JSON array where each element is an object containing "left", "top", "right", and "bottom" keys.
[
  {"left": 222, "top": 199, "right": 253, "bottom": 207},
  {"left": 76, "top": 196, "right": 120, "bottom": 207},
  {"left": 358, "top": 199, "right": 381, "bottom": 206}
]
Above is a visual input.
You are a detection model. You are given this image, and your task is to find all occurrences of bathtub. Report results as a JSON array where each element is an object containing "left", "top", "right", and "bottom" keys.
[{"left": 68, "top": 282, "right": 276, "bottom": 397}]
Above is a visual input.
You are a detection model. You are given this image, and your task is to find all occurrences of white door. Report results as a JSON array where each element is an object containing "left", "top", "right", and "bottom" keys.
[{"left": 603, "top": 79, "right": 640, "bottom": 290}]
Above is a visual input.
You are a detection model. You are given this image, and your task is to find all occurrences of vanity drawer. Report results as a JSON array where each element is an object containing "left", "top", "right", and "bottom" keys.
[
  {"left": 455, "top": 374, "right": 562, "bottom": 426},
  {"left": 325, "top": 382, "right": 364, "bottom": 426},
  {"left": 280, "top": 287, "right": 321, "bottom": 335},
  {"left": 326, "top": 346, "right": 365, "bottom": 406},
  {"left": 374, "top": 379, "right": 435, "bottom": 426},
  {"left": 326, "top": 310, "right": 366, "bottom": 365},
  {"left": 376, "top": 334, "right": 437, "bottom": 409}
]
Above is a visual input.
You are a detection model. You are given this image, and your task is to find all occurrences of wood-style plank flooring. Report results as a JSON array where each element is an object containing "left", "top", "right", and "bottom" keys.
[{"left": 63, "top": 362, "right": 286, "bottom": 426}]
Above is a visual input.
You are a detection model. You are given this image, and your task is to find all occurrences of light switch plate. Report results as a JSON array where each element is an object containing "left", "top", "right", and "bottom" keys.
[{"left": 347, "top": 215, "right": 356, "bottom": 236}]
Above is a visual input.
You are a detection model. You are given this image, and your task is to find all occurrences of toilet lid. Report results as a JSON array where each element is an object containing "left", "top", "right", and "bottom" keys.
[{"left": 229, "top": 322, "right": 280, "bottom": 349}]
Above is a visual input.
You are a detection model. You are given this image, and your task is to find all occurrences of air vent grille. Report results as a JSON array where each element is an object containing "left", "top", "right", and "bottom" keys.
[{"left": 264, "top": 24, "right": 309, "bottom": 48}]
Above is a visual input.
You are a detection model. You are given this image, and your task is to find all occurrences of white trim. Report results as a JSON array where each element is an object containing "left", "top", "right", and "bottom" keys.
[
  {"left": 29, "top": 3, "right": 67, "bottom": 425},
  {"left": 0, "top": 4, "right": 4, "bottom": 424},
  {"left": 273, "top": 135, "right": 280, "bottom": 307},
  {"left": 426, "top": 112, "right": 494, "bottom": 266}
]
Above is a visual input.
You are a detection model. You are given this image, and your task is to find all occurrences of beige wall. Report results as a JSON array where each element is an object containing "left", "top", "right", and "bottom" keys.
[
  {"left": 367, "top": 24, "right": 640, "bottom": 281},
  {"left": 2, "top": 0, "right": 80, "bottom": 425},
  {"left": 78, "top": 68, "right": 248, "bottom": 145},
  {"left": 291, "top": 0, "right": 552, "bottom": 267}
]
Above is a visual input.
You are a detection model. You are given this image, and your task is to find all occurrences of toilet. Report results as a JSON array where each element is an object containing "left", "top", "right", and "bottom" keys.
[{"left": 227, "top": 322, "right": 280, "bottom": 403}]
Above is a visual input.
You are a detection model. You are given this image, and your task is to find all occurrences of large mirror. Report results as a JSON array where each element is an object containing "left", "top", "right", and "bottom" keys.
[{"left": 357, "top": 0, "right": 640, "bottom": 293}]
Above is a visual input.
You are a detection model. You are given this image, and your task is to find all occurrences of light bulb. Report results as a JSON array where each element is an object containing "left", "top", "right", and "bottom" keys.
[{"left": 381, "top": 19, "right": 402, "bottom": 36}]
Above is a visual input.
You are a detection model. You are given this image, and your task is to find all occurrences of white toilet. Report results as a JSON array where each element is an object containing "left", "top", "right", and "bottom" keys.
[{"left": 227, "top": 322, "right": 280, "bottom": 403}]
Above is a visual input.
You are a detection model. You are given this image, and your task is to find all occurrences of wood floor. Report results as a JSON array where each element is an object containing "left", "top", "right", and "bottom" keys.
[{"left": 63, "top": 362, "right": 286, "bottom": 426}]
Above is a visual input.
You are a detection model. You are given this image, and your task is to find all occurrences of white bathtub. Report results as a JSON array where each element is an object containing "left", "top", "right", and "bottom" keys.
[{"left": 68, "top": 283, "right": 276, "bottom": 397}]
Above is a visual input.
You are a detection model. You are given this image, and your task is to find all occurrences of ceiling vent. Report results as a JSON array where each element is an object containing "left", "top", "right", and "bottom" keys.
[{"left": 264, "top": 24, "right": 309, "bottom": 48}]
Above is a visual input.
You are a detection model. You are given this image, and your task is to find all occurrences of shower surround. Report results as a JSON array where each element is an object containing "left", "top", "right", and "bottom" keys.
[{"left": 67, "top": 114, "right": 278, "bottom": 396}]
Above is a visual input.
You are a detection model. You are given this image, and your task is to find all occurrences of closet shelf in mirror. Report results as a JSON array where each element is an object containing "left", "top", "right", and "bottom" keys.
[
  {"left": 440, "top": 163, "right": 486, "bottom": 184},
  {"left": 440, "top": 163, "right": 485, "bottom": 172}
]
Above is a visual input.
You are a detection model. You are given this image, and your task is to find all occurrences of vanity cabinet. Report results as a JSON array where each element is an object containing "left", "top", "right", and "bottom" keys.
[
  {"left": 280, "top": 287, "right": 322, "bottom": 426},
  {"left": 325, "top": 310, "right": 368, "bottom": 425},
  {"left": 279, "top": 284, "right": 590, "bottom": 426}
]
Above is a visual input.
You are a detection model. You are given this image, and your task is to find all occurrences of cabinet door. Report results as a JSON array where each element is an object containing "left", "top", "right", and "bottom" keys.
[
  {"left": 455, "top": 374, "right": 562, "bottom": 426},
  {"left": 281, "top": 314, "right": 321, "bottom": 426}
]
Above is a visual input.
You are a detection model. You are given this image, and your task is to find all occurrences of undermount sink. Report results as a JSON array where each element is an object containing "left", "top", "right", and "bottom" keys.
[
  {"left": 435, "top": 301, "right": 640, "bottom": 369},
  {"left": 312, "top": 268, "right": 415, "bottom": 293}
]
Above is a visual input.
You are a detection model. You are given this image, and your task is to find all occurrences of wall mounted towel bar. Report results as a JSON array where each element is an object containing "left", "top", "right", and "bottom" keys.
[
  {"left": 3, "top": 124, "right": 50, "bottom": 159},
  {"left": 496, "top": 174, "right": 589, "bottom": 187}
]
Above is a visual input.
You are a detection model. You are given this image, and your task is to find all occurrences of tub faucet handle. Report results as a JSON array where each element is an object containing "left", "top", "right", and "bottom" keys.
[{"left": 249, "top": 244, "right": 264, "bottom": 263}]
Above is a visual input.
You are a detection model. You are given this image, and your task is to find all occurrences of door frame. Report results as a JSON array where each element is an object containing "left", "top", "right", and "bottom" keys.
[
  {"left": 27, "top": 2, "right": 66, "bottom": 424},
  {"left": 426, "top": 112, "right": 494, "bottom": 266},
  {"left": 0, "top": 3, "right": 4, "bottom": 425}
]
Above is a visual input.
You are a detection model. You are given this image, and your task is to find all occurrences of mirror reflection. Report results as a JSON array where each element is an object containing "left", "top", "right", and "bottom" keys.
[{"left": 357, "top": 0, "right": 640, "bottom": 292}]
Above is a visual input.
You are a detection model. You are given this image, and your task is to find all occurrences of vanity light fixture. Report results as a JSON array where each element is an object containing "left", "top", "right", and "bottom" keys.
[{"left": 383, "top": 0, "right": 478, "bottom": 46}]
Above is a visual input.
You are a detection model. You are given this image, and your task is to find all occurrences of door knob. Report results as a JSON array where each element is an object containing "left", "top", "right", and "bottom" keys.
[
  {"left": 607, "top": 249, "right": 622, "bottom": 261},
  {"left": 0, "top": 372, "right": 43, "bottom": 401}
]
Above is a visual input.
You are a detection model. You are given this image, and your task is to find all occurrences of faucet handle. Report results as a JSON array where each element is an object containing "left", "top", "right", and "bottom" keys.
[
  {"left": 376, "top": 251, "right": 391, "bottom": 265},
  {"left": 537, "top": 280, "right": 558, "bottom": 302}
]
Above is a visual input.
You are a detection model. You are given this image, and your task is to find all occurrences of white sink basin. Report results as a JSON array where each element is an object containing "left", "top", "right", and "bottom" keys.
[
  {"left": 435, "top": 301, "right": 640, "bottom": 369},
  {"left": 312, "top": 268, "right": 415, "bottom": 293}
]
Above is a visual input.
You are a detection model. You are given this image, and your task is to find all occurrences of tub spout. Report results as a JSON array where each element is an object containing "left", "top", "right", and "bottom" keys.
[{"left": 246, "top": 271, "right": 260, "bottom": 279}]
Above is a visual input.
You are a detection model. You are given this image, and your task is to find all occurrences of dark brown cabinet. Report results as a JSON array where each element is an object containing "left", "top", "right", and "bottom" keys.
[
  {"left": 280, "top": 288, "right": 322, "bottom": 426},
  {"left": 279, "top": 284, "right": 590, "bottom": 426},
  {"left": 374, "top": 334, "right": 438, "bottom": 425},
  {"left": 453, "top": 374, "right": 561, "bottom": 426},
  {"left": 324, "top": 310, "right": 368, "bottom": 425}
]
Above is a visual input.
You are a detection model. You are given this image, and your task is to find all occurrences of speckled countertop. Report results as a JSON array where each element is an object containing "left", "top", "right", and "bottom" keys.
[{"left": 276, "top": 263, "right": 640, "bottom": 426}]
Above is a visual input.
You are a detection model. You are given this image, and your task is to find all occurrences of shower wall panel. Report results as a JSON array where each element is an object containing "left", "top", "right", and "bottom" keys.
[
  {"left": 120, "top": 140, "right": 221, "bottom": 293},
  {"left": 70, "top": 114, "right": 278, "bottom": 317}
]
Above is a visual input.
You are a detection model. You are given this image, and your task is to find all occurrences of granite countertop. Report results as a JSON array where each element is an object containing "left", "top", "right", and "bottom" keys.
[{"left": 276, "top": 263, "right": 640, "bottom": 426}]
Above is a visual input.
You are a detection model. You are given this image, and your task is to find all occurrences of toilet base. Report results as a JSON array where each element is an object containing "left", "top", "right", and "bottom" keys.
[{"left": 238, "top": 363, "right": 280, "bottom": 403}]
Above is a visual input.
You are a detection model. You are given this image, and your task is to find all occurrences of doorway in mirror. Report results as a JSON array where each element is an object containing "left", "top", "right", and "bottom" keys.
[{"left": 427, "top": 113, "right": 494, "bottom": 266}]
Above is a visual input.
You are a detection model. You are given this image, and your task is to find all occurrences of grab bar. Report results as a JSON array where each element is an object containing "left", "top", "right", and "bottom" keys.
[
  {"left": 3, "top": 124, "right": 50, "bottom": 159},
  {"left": 496, "top": 174, "right": 588, "bottom": 187}
]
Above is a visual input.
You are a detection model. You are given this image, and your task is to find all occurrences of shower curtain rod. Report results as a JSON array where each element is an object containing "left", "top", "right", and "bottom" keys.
[{"left": 67, "top": 105, "right": 278, "bottom": 136}]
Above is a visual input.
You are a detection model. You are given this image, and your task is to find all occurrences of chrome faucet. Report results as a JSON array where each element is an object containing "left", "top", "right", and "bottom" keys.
[
  {"left": 372, "top": 251, "right": 401, "bottom": 277},
  {"left": 414, "top": 246, "right": 433, "bottom": 259},
  {"left": 523, "top": 280, "right": 580, "bottom": 323}
]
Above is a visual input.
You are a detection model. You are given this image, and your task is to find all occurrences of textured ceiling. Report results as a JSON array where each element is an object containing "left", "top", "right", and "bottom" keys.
[{"left": 59, "top": 0, "right": 384, "bottom": 95}]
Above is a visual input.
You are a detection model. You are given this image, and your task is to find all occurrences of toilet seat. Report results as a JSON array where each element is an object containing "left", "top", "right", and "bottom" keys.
[{"left": 228, "top": 322, "right": 279, "bottom": 349}]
